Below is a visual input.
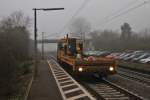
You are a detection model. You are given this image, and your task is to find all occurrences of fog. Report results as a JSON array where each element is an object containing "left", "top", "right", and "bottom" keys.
[
  {"left": 38, "top": 43, "right": 57, "bottom": 52},
  {"left": 0, "top": 0, "right": 150, "bottom": 39}
]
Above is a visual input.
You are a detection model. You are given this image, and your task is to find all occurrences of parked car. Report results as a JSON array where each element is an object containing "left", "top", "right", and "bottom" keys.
[
  {"left": 111, "top": 53, "right": 121, "bottom": 59},
  {"left": 133, "top": 50, "right": 144, "bottom": 54},
  {"left": 83, "top": 50, "right": 99, "bottom": 56},
  {"left": 83, "top": 50, "right": 111, "bottom": 57},
  {"left": 139, "top": 56, "right": 150, "bottom": 63},
  {"left": 121, "top": 53, "right": 132, "bottom": 60},
  {"left": 97, "top": 51, "right": 111, "bottom": 57},
  {"left": 132, "top": 53, "right": 150, "bottom": 62},
  {"left": 105, "top": 53, "right": 118, "bottom": 59},
  {"left": 123, "top": 54, "right": 141, "bottom": 61},
  {"left": 116, "top": 53, "right": 127, "bottom": 59}
]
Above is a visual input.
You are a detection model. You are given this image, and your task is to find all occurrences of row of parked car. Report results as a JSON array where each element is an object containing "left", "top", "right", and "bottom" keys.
[
  {"left": 107, "top": 51, "right": 150, "bottom": 64},
  {"left": 83, "top": 50, "right": 150, "bottom": 64}
]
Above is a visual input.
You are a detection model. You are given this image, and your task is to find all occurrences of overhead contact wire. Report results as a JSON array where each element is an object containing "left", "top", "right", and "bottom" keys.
[{"left": 98, "top": 0, "right": 150, "bottom": 28}]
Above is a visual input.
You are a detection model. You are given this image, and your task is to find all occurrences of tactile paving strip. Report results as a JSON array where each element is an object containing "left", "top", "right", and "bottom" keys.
[{"left": 47, "top": 59, "right": 95, "bottom": 100}]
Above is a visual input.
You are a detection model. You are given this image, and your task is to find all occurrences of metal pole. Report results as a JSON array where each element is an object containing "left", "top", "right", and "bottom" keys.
[
  {"left": 42, "top": 32, "right": 44, "bottom": 60},
  {"left": 34, "top": 9, "right": 38, "bottom": 77},
  {"left": 81, "top": 32, "right": 85, "bottom": 50},
  {"left": 33, "top": 7, "right": 64, "bottom": 77},
  {"left": 83, "top": 32, "right": 85, "bottom": 50}
]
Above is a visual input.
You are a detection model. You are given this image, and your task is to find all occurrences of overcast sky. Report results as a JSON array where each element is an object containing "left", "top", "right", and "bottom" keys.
[{"left": 0, "top": 0, "right": 150, "bottom": 39}]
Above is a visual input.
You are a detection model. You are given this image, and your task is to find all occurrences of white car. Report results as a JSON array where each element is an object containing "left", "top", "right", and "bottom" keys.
[{"left": 139, "top": 57, "right": 150, "bottom": 63}]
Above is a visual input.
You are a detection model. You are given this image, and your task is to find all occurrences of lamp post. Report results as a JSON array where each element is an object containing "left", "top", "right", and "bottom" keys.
[
  {"left": 33, "top": 8, "right": 64, "bottom": 77},
  {"left": 42, "top": 32, "right": 44, "bottom": 60}
]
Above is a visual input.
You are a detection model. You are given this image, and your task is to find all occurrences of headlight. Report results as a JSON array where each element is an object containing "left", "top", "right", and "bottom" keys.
[
  {"left": 77, "top": 54, "right": 81, "bottom": 59},
  {"left": 78, "top": 67, "right": 83, "bottom": 72},
  {"left": 109, "top": 66, "right": 114, "bottom": 71}
]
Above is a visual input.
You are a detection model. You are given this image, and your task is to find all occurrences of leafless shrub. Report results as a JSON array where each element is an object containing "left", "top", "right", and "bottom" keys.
[
  {"left": 90, "top": 23, "right": 150, "bottom": 51},
  {"left": 0, "top": 11, "right": 31, "bottom": 97}
]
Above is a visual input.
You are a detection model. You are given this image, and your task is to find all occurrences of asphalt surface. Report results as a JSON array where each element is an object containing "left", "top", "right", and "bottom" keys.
[{"left": 28, "top": 60, "right": 62, "bottom": 100}]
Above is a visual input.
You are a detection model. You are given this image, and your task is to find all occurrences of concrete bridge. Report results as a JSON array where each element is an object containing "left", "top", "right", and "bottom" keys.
[
  {"left": 38, "top": 39, "right": 58, "bottom": 43},
  {"left": 37, "top": 38, "right": 92, "bottom": 44}
]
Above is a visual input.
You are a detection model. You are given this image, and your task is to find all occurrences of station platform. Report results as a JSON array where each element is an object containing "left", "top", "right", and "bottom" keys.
[{"left": 28, "top": 60, "right": 62, "bottom": 100}]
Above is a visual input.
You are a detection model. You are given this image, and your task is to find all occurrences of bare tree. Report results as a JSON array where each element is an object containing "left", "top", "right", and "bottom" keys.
[
  {"left": 90, "top": 27, "right": 150, "bottom": 51},
  {"left": 0, "top": 11, "right": 31, "bottom": 97},
  {"left": 121, "top": 22, "right": 132, "bottom": 39},
  {"left": 90, "top": 30, "right": 120, "bottom": 50},
  {"left": 1, "top": 11, "right": 31, "bottom": 29}
]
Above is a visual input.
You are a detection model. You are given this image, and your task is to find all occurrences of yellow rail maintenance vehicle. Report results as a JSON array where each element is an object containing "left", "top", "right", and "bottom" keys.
[{"left": 57, "top": 34, "right": 117, "bottom": 77}]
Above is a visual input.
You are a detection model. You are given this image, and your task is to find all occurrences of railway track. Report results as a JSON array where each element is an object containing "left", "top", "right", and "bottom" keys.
[
  {"left": 48, "top": 55, "right": 145, "bottom": 100},
  {"left": 117, "top": 67, "right": 150, "bottom": 87},
  {"left": 82, "top": 78, "right": 144, "bottom": 100}
]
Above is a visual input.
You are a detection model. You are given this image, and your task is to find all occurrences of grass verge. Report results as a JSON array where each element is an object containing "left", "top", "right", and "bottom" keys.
[
  {"left": 8, "top": 61, "right": 34, "bottom": 100},
  {"left": 118, "top": 61, "right": 150, "bottom": 74}
]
